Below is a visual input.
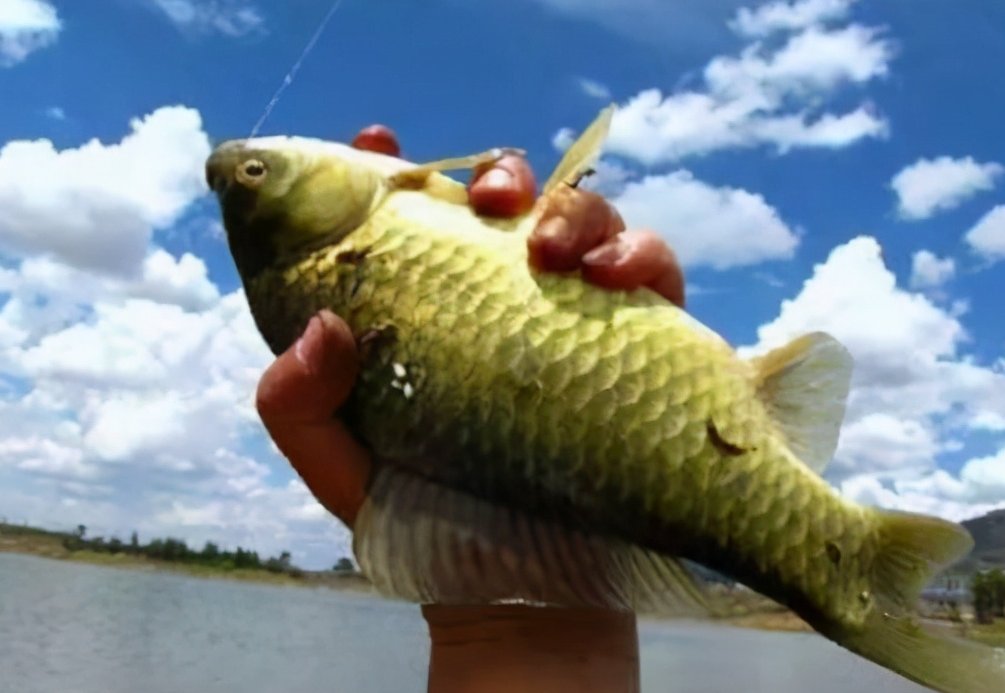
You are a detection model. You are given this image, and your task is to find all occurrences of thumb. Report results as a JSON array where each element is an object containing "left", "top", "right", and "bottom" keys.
[{"left": 256, "top": 310, "right": 371, "bottom": 528}]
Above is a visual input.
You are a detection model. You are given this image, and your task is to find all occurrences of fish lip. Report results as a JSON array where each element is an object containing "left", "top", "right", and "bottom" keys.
[{"left": 205, "top": 139, "right": 250, "bottom": 195}]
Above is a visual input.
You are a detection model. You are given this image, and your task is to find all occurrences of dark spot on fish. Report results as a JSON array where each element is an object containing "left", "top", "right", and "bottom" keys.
[
  {"left": 337, "top": 245, "right": 373, "bottom": 265},
  {"left": 356, "top": 324, "right": 398, "bottom": 361},
  {"left": 706, "top": 419, "right": 747, "bottom": 456},
  {"left": 348, "top": 274, "right": 362, "bottom": 300},
  {"left": 825, "top": 541, "right": 842, "bottom": 566}
]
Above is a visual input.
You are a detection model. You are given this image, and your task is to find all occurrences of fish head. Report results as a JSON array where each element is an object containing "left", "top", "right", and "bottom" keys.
[{"left": 206, "top": 137, "right": 404, "bottom": 278}]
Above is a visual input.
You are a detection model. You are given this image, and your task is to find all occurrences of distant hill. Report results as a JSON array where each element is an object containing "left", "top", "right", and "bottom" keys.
[{"left": 959, "top": 509, "right": 1005, "bottom": 572}]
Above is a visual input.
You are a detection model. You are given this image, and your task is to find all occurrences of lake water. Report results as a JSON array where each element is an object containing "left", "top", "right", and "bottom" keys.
[{"left": 0, "top": 552, "right": 930, "bottom": 693}]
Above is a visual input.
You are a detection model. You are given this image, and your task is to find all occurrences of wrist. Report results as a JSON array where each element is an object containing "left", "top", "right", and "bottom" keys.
[{"left": 423, "top": 603, "right": 640, "bottom": 693}]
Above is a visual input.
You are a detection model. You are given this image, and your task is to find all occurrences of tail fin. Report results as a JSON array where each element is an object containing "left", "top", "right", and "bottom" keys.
[{"left": 828, "top": 509, "right": 1005, "bottom": 693}]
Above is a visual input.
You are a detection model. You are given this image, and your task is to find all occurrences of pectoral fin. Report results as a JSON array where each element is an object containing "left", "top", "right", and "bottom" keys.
[{"left": 543, "top": 105, "right": 615, "bottom": 195}]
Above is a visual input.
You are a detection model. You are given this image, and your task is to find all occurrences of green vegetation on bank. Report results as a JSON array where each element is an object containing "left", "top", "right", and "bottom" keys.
[
  {"left": 63, "top": 524, "right": 303, "bottom": 576},
  {"left": 972, "top": 569, "right": 1005, "bottom": 623},
  {"left": 0, "top": 520, "right": 366, "bottom": 589}
]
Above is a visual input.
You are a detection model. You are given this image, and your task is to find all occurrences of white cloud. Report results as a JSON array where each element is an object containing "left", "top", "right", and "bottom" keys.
[
  {"left": 891, "top": 156, "right": 1003, "bottom": 220},
  {"left": 841, "top": 454, "right": 1005, "bottom": 523},
  {"left": 729, "top": 0, "right": 856, "bottom": 38},
  {"left": 745, "top": 104, "right": 887, "bottom": 153},
  {"left": 832, "top": 413, "right": 938, "bottom": 478},
  {"left": 0, "top": 106, "right": 211, "bottom": 275},
  {"left": 910, "top": 250, "right": 955, "bottom": 290},
  {"left": 150, "top": 0, "right": 263, "bottom": 37},
  {"left": 0, "top": 285, "right": 348, "bottom": 566},
  {"left": 0, "top": 104, "right": 352, "bottom": 569},
  {"left": 743, "top": 236, "right": 1005, "bottom": 519},
  {"left": 965, "top": 205, "right": 1005, "bottom": 263},
  {"left": 580, "top": 158, "right": 633, "bottom": 198},
  {"left": 610, "top": 170, "right": 799, "bottom": 269},
  {"left": 971, "top": 411, "right": 1005, "bottom": 432},
  {"left": 603, "top": 23, "right": 892, "bottom": 165},
  {"left": 0, "top": 0, "right": 60, "bottom": 66},
  {"left": 705, "top": 24, "right": 889, "bottom": 97},
  {"left": 577, "top": 77, "right": 612, "bottom": 100},
  {"left": 44, "top": 106, "right": 65, "bottom": 121},
  {"left": 551, "top": 127, "right": 576, "bottom": 152},
  {"left": 0, "top": 436, "right": 97, "bottom": 480}
]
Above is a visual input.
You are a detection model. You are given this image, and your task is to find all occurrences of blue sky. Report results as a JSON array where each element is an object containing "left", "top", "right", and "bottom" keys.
[{"left": 1, "top": 0, "right": 1004, "bottom": 569}]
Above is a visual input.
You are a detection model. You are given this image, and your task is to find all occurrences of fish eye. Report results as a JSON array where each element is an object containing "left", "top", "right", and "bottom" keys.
[{"left": 235, "top": 159, "right": 268, "bottom": 188}]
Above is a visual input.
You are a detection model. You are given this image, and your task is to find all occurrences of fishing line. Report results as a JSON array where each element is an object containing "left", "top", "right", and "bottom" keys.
[{"left": 249, "top": 0, "right": 347, "bottom": 138}]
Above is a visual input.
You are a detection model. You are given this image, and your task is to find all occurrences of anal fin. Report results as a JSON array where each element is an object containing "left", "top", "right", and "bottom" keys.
[{"left": 352, "top": 465, "right": 722, "bottom": 618}]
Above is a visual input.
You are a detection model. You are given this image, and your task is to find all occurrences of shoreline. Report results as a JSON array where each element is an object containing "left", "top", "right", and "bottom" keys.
[
  {"left": 0, "top": 532, "right": 376, "bottom": 594},
  {"left": 6, "top": 535, "right": 997, "bottom": 642},
  {"left": 0, "top": 535, "right": 809, "bottom": 632}
]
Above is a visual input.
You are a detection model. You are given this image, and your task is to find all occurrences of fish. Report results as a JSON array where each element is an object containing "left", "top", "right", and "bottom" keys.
[{"left": 206, "top": 107, "right": 1005, "bottom": 693}]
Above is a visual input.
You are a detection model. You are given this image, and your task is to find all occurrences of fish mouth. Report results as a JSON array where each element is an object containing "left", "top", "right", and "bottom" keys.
[{"left": 205, "top": 139, "right": 250, "bottom": 195}]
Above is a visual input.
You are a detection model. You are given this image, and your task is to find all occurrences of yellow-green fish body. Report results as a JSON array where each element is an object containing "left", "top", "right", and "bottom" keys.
[{"left": 207, "top": 109, "right": 1004, "bottom": 693}]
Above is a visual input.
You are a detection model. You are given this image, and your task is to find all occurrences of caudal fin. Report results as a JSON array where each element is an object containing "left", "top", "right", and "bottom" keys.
[{"left": 828, "top": 509, "right": 1005, "bottom": 693}]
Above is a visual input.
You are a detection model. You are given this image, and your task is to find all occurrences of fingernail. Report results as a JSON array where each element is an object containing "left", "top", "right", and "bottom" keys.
[
  {"left": 477, "top": 167, "right": 514, "bottom": 189},
  {"left": 295, "top": 315, "right": 325, "bottom": 375},
  {"left": 582, "top": 238, "right": 628, "bottom": 267}
]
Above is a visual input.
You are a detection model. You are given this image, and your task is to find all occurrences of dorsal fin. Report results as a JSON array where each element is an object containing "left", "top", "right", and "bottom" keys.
[
  {"left": 747, "top": 332, "right": 853, "bottom": 474},
  {"left": 543, "top": 105, "right": 615, "bottom": 194}
]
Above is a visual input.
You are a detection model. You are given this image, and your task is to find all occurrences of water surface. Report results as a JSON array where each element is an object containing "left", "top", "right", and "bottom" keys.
[{"left": 0, "top": 553, "right": 929, "bottom": 692}]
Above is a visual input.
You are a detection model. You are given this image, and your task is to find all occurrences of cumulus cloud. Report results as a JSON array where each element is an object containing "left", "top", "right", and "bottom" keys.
[
  {"left": 0, "top": 104, "right": 350, "bottom": 568},
  {"left": 706, "top": 24, "right": 889, "bottom": 97},
  {"left": 965, "top": 205, "right": 1005, "bottom": 263},
  {"left": 610, "top": 170, "right": 799, "bottom": 268},
  {"left": 601, "top": 18, "right": 892, "bottom": 165},
  {"left": 909, "top": 250, "right": 955, "bottom": 290},
  {"left": 729, "top": 0, "right": 856, "bottom": 38},
  {"left": 0, "top": 106, "right": 211, "bottom": 275},
  {"left": 544, "top": 1, "right": 890, "bottom": 272},
  {"left": 150, "top": 0, "right": 264, "bottom": 37},
  {"left": 743, "top": 236, "right": 1005, "bottom": 519},
  {"left": 551, "top": 127, "right": 576, "bottom": 152},
  {"left": 0, "top": 283, "right": 348, "bottom": 565},
  {"left": 891, "top": 156, "right": 1003, "bottom": 220},
  {"left": 0, "top": 0, "right": 60, "bottom": 66}
]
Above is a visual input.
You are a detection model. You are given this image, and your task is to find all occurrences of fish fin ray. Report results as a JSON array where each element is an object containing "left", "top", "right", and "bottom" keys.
[
  {"left": 834, "top": 609, "right": 1005, "bottom": 693},
  {"left": 824, "top": 509, "right": 1001, "bottom": 693},
  {"left": 871, "top": 508, "right": 974, "bottom": 611},
  {"left": 748, "top": 332, "right": 852, "bottom": 474},
  {"left": 353, "top": 465, "right": 722, "bottom": 616},
  {"left": 543, "top": 105, "right": 615, "bottom": 195}
]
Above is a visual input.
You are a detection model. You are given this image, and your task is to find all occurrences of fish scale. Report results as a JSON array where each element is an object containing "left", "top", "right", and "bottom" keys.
[
  {"left": 210, "top": 110, "right": 1004, "bottom": 691},
  {"left": 248, "top": 197, "right": 864, "bottom": 623}
]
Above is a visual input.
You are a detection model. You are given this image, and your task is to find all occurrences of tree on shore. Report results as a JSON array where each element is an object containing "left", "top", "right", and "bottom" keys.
[
  {"left": 333, "top": 557, "right": 355, "bottom": 573},
  {"left": 57, "top": 526, "right": 302, "bottom": 577},
  {"left": 972, "top": 569, "right": 1005, "bottom": 623}
]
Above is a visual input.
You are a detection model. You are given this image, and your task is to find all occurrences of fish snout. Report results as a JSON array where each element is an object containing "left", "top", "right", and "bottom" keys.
[{"left": 205, "top": 140, "right": 249, "bottom": 195}]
